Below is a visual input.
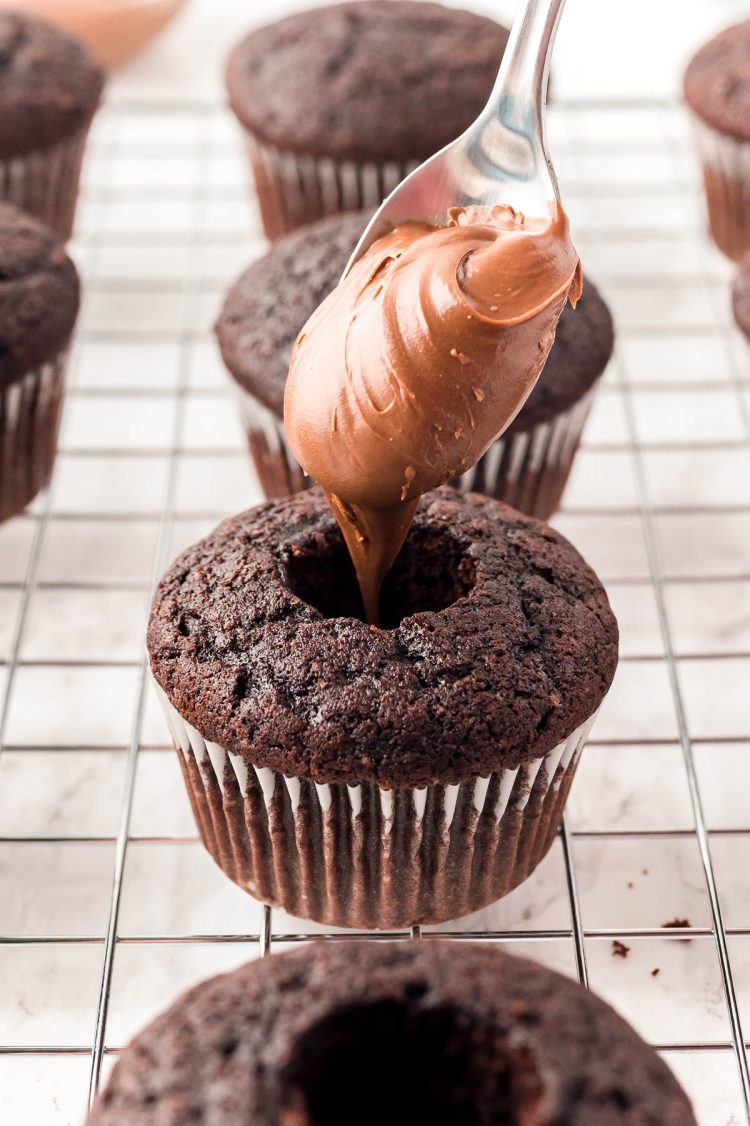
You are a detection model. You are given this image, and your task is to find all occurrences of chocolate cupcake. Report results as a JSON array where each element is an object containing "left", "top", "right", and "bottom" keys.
[
  {"left": 684, "top": 21, "right": 750, "bottom": 260},
  {"left": 225, "top": 2, "right": 510, "bottom": 239},
  {"left": 0, "top": 203, "right": 80, "bottom": 523},
  {"left": 88, "top": 941, "right": 696, "bottom": 1125},
  {"left": 0, "top": 12, "right": 104, "bottom": 241},
  {"left": 147, "top": 487, "right": 617, "bottom": 929},
  {"left": 216, "top": 211, "right": 613, "bottom": 519}
]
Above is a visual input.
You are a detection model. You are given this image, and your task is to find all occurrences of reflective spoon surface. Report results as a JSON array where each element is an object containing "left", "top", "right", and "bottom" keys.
[{"left": 342, "top": 0, "right": 567, "bottom": 277}]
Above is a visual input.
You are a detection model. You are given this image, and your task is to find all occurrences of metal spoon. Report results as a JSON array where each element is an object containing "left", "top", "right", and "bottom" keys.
[{"left": 342, "top": 0, "right": 567, "bottom": 276}]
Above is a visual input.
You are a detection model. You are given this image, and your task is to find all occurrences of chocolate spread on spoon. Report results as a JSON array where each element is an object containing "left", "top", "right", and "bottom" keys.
[{"left": 284, "top": 203, "right": 582, "bottom": 624}]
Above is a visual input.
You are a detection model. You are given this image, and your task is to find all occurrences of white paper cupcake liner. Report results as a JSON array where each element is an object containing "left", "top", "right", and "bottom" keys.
[
  {"left": 243, "top": 133, "right": 419, "bottom": 240},
  {"left": 0, "top": 127, "right": 92, "bottom": 242},
  {"left": 236, "top": 387, "right": 310, "bottom": 498},
  {"left": 455, "top": 390, "right": 594, "bottom": 520},
  {"left": 0, "top": 355, "right": 68, "bottom": 523},
  {"left": 237, "top": 384, "right": 593, "bottom": 520},
  {"left": 154, "top": 677, "right": 597, "bottom": 929},
  {"left": 690, "top": 113, "right": 750, "bottom": 262}
]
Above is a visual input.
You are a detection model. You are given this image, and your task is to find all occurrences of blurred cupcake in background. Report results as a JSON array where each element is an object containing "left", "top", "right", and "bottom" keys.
[
  {"left": 0, "top": 203, "right": 79, "bottom": 522},
  {"left": 216, "top": 212, "right": 365, "bottom": 498},
  {"left": 0, "top": 10, "right": 104, "bottom": 239},
  {"left": 225, "top": 1, "right": 510, "bottom": 240},
  {"left": 684, "top": 20, "right": 750, "bottom": 261},
  {"left": 87, "top": 943, "right": 696, "bottom": 1126},
  {"left": 215, "top": 210, "right": 614, "bottom": 521}
]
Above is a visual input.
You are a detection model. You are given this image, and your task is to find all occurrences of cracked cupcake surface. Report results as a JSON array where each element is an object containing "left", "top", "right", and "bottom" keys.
[{"left": 147, "top": 487, "right": 617, "bottom": 788}]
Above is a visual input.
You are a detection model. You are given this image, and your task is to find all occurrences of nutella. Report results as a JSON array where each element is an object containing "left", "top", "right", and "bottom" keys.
[{"left": 285, "top": 204, "right": 582, "bottom": 623}]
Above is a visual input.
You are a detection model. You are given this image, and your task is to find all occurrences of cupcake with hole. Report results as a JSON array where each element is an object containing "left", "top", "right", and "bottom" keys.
[{"left": 149, "top": 198, "right": 617, "bottom": 929}]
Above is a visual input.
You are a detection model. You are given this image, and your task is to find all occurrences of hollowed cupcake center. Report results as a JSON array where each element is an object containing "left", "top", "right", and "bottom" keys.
[
  {"left": 285, "top": 524, "right": 476, "bottom": 628},
  {"left": 280, "top": 998, "right": 542, "bottom": 1126}
]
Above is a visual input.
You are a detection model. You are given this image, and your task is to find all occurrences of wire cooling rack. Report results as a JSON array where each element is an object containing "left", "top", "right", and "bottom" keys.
[{"left": 0, "top": 96, "right": 749, "bottom": 1126}]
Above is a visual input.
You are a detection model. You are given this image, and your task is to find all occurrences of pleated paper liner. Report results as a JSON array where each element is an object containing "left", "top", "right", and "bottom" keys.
[
  {"left": 236, "top": 383, "right": 593, "bottom": 520},
  {"left": 690, "top": 113, "right": 750, "bottom": 262},
  {"left": 244, "top": 133, "right": 418, "bottom": 240},
  {"left": 0, "top": 128, "right": 91, "bottom": 241},
  {"left": 0, "top": 356, "right": 68, "bottom": 523},
  {"left": 454, "top": 391, "right": 594, "bottom": 520},
  {"left": 236, "top": 389, "right": 310, "bottom": 499},
  {"left": 155, "top": 679, "right": 598, "bottom": 930}
]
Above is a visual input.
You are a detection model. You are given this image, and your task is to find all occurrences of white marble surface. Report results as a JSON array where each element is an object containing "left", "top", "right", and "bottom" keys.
[{"left": 0, "top": 8, "right": 748, "bottom": 1126}]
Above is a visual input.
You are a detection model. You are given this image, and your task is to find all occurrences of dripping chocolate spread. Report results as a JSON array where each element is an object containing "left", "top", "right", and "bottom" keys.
[{"left": 284, "top": 203, "right": 582, "bottom": 624}]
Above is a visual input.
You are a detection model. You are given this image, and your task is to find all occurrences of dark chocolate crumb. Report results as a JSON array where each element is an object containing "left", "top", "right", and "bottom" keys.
[
  {"left": 612, "top": 940, "right": 630, "bottom": 959},
  {"left": 663, "top": 918, "right": 691, "bottom": 929},
  {"left": 651, "top": 968, "right": 660, "bottom": 977}
]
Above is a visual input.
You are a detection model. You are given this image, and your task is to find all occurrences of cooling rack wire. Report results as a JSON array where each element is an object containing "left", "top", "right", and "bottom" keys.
[{"left": 0, "top": 96, "right": 749, "bottom": 1126}]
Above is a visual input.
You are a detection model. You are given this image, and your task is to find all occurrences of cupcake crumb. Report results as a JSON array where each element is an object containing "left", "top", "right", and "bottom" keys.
[
  {"left": 663, "top": 918, "right": 692, "bottom": 941},
  {"left": 611, "top": 940, "right": 630, "bottom": 959}
]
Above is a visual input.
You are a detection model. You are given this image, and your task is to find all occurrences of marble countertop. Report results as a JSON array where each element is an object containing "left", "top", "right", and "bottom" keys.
[{"left": 0, "top": 4, "right": 749, "bottom": 1124}]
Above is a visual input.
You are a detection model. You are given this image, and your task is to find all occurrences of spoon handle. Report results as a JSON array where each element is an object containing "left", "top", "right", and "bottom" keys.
[{"left": 487, "top": 0, "right": 566, "bottom": 134}]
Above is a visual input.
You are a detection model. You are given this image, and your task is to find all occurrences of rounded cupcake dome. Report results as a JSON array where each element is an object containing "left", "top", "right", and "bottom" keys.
[
  {"left": 87, "top": 941, "right": 696, "bottom": 1125},
  {"left": 0, "top": 201, "right": 79, "bottom": 388},
  {"left": 148, "top": 487, "right": 617, "bottom": 786},
  {"left": 215, "top": 209, "right": 614, "bottom": 436},
  {"left": 225, "top": 1, "right": 510, "bottom": 165},
  {"left": 0, "top": 201, "right": 80, "bottom": 523},
  {"left": 684, "top": 20, "right": 750, "bottom": 142},
  {"left": 0, "top": 11, "right": 104, "bottom": 158}
]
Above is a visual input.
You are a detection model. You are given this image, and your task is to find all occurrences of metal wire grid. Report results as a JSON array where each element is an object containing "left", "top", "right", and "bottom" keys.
[{"left": 0, "top": 98, "right": 748, "bottom": 1124}]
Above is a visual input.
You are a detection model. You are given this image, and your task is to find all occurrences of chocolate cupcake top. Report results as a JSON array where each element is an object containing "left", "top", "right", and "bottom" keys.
[
  {"left": 148, "top": 487, "right": 618, "bottom": 787},
  {"left": 217, "top": 211, "right": 365, "bottom": 418},
  {"left": 88, "top": 941, "right": 696, "bottom": 1126},
  {"left": 684, "top": 20, "right": 750, "bottom": 141},
  {"left": 0, "top": 12, "right": 105, "bottom": 158},
  {"left": 216, "top": 210, "right": 614, "bottom": 433},
  {"left": 0, "top": 203, "right": 79, "bottom": 388},
  {"left": 225, "top": 1, "right": 510, "bottom": 163},
  {"left": 732, "top": 256, "right": 750, "bottom": 339}
]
